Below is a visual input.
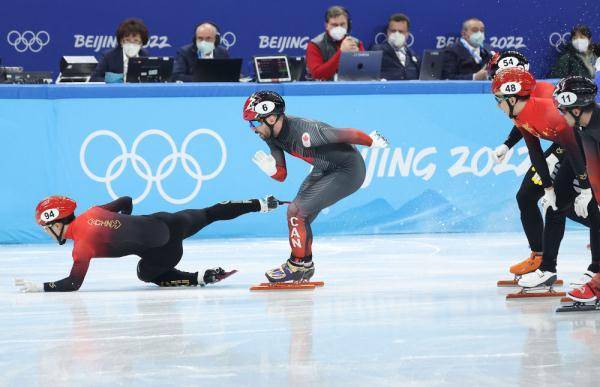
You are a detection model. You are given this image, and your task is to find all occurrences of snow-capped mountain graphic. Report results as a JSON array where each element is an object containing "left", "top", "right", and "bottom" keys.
[{"left": 315, "top": 189, "right": 466, "bottom": 234}]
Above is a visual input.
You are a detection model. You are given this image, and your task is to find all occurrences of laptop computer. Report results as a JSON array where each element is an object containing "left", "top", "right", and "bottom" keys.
[
  {"left": 253, "top": 56, "right": 292, "bottom": 83},
  {"left": 126, "top": 57, "right": 173, "bottom": 83},
  {"left": 193, "top": 58, "right": 242, "bottom": 82},
  {"left": 337, "top": 51, "right": 382, "bottom": 81},
  {"left": 419, "top": 50, "right": 444, "bottom": 80}
]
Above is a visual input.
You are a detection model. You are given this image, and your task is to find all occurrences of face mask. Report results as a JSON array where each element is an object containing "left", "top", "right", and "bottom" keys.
[
  {"left": 388, "top": 32, "right": 406, "bottom": 49},
  {"left": 197, "top": 40, "right": 215, "bottom": 57},
  {"left": 468, "top": 31, "right": 485, "bottom": 47},
  {"left": 572, "top": 38, "right": 590, "bottom": 53},
  {"left": 329, "top": 26, "right": 347, "bottom": 41},
  {"left": 122, "top": 42, "right": 141, "bottom": 58}
]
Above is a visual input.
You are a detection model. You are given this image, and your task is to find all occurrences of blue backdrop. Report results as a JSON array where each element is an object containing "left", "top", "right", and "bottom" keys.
[
  {"left": 0, "top": 81, "right": 567, "bottom": 244},
  {"left": 0, "top": 0, "right": 599, "bottom": 78}
]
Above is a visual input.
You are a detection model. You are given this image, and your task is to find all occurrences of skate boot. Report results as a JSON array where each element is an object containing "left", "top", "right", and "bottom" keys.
[
  {"left": 569, "top": 271, "right": 595, "bottom": 289},
  {"left": 302, "top": 261, "right": 315, "bottom": 281},
  {"left": 265, "top": 258, "right": 307, "bottom": 283},
  {"left": 509, "top": 252, "right": 542, "bottom": 279},
  {"left": 567, "top": 283, "right": 600, "bottom": 303},
  {"left": 517, "top": 269, "right": 557, "bottom": 288}
]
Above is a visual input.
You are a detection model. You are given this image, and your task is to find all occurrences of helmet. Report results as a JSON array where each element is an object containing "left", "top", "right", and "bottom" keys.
[
  {"left": 554, "top": 76, "right": 598, "bottom": 109},
  {"left": 487, "top": 50, "right": 530, "bottom": 77},
  {"left": 492, "top": 67, "right": 536, "bottom": 98},
  {"left": 243, "top": 91, "right": 285, "bottom": 121},
  {"left": 35, "top": 196, "right": 77, "bottom": 226}
]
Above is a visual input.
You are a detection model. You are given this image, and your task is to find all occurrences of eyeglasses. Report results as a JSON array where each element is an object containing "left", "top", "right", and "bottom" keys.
[
  {"left": 494, "top": 95, "right": 509, "bottom": 105},
  {"left": 249, "top": 119, "right": 262, "bottom": 128}
]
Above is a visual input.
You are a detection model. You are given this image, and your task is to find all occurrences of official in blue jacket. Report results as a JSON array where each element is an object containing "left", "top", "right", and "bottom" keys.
[
  {"left": 370, "top": 13, "right": 419, "bottom": 80},
  {"left": 441, "top": 18, "right": 492, "bottom": 80},
  {"left": 91, "top": 18, "right": 150, "bottom": 83},
  {"left": 172, "top": 22, "right": 230, "bottom": 82}
]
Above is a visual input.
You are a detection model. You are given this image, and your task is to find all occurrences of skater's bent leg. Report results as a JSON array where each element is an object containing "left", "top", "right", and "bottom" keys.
[
  {"left": 587, "top": 201, "right": 600, "bottom": 273},
  {"left": 287, "top": 202, "right": 313, "bottom": 262},
  {"left": 176, "top": 200, "right": 261, "bottom": 239},
  {"left": 516, "top": 173, "right": 544, "bottom": 252}
]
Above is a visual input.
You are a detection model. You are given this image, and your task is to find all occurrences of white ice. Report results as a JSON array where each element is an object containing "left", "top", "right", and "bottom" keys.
[{"left": 1, "top": 232, "right": 600, "bottom": 386}]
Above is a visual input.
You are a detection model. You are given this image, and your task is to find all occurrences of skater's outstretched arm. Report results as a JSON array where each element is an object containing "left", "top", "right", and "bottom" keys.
[
  {"left": 43, "top": 258, "right": 91, "bottom": 292},
  {"left": 503, "top": 126, "right": 523, "bottom": 149},
  {"left": 99, "top": 196, "right": 133, "bottom": 215},
  {"left": 304, "top": 127, "right": 389, "bottom": 148},
  {"left": 558, "top": 129, "right": 590, "bottom": 190}
]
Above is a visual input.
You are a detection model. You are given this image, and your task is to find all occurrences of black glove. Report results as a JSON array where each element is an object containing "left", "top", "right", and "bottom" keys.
[{"left": 202, "top": 267, "right": 227, "bottom": 285}]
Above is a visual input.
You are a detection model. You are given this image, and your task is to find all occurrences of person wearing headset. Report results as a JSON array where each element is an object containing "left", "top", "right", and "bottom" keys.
[
  {"left": 171, "top": 22, "right": 230, "bottom": 82},
  {"left": 305, "top": 5, "right": 365, "bottom": 81}
]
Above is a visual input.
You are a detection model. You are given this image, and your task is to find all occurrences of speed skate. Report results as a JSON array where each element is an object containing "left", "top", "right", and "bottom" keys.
[
  {"left": 505, "top": 270, "right": 565, "bottom": 299},
  {"left": 249, "top": 280, "right": 325, "bottom": 291},
  {"left": 556, "top": 299, "right": 600, "bottom": 313}
]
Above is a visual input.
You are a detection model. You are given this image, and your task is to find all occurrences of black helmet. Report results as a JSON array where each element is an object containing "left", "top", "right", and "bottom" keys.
[
  {"left": 243, "top": 90, "right": 285, "bottom": 121},
  {"left": 554, "top": 76, "right": 597, "bottom": 109},
  {"left": 487, "top": 50, "right": 530, "bottom": 78}
]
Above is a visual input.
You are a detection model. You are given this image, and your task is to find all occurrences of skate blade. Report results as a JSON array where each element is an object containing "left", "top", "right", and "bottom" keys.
[
  {"left": 556, "top": 301, "right": 600, "bottom": 313},
  {"left": 506, "top": 287, "right": 565, "bottom": 299},
  {"left": 250, "top": 283, "right": 316, "bottom": 291},
  {"left": 497, "top": 279, "right": 563, "bottom": 287},
  {"left": 258, "top": 281, "right": 324, "bottom": 287}
]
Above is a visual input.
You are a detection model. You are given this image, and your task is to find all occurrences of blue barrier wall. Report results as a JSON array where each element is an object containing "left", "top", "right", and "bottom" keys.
[
  {"left": 0, "top": 81, "right": 557, "bottom": 243},
  {"left": 0, "top": 0, "right": 599, "bottom": 78}
]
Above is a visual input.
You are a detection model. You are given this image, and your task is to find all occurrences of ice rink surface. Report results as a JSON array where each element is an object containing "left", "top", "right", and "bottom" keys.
[{"left": 2, "top": 231, "right": 600, "bottom": 387}]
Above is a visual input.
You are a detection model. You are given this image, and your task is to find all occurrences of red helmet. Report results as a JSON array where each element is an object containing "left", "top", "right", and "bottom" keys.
[
  {"left": 492, "top": 67, "right": 536, "bottom": 97},
  {"left": 35, "top": 196, "right": 77, "bottom": 226},
  {"left": 242, "top": 91, "right": 285, "bottom": 121}
]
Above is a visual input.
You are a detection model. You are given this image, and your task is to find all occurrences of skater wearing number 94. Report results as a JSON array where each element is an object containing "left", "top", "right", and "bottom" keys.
[
  {"left": 242, "top": 91, "right": 389, "bottom": 285},
  {"left": 14, "top": 194, "right": 280, "bottom": 292},
  {"left": 492, "top": 68, "right": 600, "bottom": 294}
]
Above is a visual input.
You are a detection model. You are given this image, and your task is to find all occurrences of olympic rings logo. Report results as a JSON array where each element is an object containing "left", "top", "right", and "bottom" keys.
[
  {"left": 549, "top": 32, "right": 570, "bottom": 52},
  {"left": 374, "top": 32, "right": 414, "bottom": 47},
  {"left": 80, "top": 129, "right": 227, "bottom": 205},
  {"left": 7, "top": 30, "right": 50, "bottom": 53},
  {"left": 221, "top": 31, "right": 237, "bottom": 49}
]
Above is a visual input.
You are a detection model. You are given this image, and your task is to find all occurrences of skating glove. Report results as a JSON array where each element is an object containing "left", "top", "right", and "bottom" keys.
[
  {"left": 200, "top": 267, "right": 228, "bottom": 286},
  {"left": 259, "top": 195, "right": 279, "bottom": 213},
  {"left": 531, "top": 154, "right": 559, "bottom": 186},
  {"left": 252, "top": 150, "right": 277, "bottom": 176},
  {"left": 574, "top": 188, "right": 593, "bottom": 218},
  {"left": 492, "top": 144, "right": 509, "bottom": 163},
  {"left": 540, "top": 187, "right": 558, "bottom": 215},
  {"left": 369, "top": 131, "right": 389, "bottom": 148},
  {"left": 14, "top": 278, "right": 43, "bottom": 293}
]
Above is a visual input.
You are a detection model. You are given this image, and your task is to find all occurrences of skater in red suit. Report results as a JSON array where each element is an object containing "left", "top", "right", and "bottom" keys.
[
  {"left": 492, "top": 67, "right": 599, "bottom": 289},
  {"left": 242, "top": 90, "right": 389, "bottom": 283},
  {"left": 488, "top": 51, "right": 591, "bottom": 284},
  {"left": 14, "top": 195, "right": 279, "bottom": 292}
]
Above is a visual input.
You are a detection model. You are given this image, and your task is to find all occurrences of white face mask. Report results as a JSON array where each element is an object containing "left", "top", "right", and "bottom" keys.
[
  {"left": 122, "top": 42, "right": 142, "bottom": 58},
  {"left": 388, "top": 31, "right": 406, "bottom": 49},
  {"left": 329, "top": 26, "right": 347, "bottom": 41},
  {"left": 468, "top": 31, "right": 485, "bottom": 47},
  {"left": 572, "top": 38, "right": 590, "bottom": 53},
  {"left": 196, "top": 40, "right": 215, "bottom": 57}
]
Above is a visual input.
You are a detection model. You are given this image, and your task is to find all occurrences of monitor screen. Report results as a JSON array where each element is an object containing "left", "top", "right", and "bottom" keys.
[{"left": 254, "top": 56, "right": 291, "bottom": 83}]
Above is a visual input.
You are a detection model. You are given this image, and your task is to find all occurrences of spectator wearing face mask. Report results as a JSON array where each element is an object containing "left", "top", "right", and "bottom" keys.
[
  {"left": 91, "top": 18, "right": 150, "bottom": 83},
  {"left": 370, "top": 13, "right": 419, "bottom": 80},
  {"left": 441, "top": 17, "right": 492, "bottom": 80},
  {"left": 549, "top": 25, "right": 599, "bottom": 79},
  {"left": 172, "top": 22, "right": 230, "bottom": 82},
  {"left": 306, "top": 5, "right": 365, "bottom": 81}
]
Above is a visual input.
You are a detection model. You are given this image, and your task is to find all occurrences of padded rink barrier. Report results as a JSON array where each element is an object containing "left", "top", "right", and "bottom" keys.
[{"left": 0, "top": 80, "right": 566, "bottom": 243}]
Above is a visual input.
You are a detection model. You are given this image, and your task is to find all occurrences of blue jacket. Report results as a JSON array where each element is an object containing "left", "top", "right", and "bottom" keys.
[
  {"left": 441, "top": 40, "right": 492, "bottom": 80},
  {"left": 91, "top": 46, "right": 150, "bottom": 82},
  {"left": 370, "top": 41, "right": 420, "bottom": 80},
  {"left": 172, "top": 43, "right": 230, "bottom": 82}
]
